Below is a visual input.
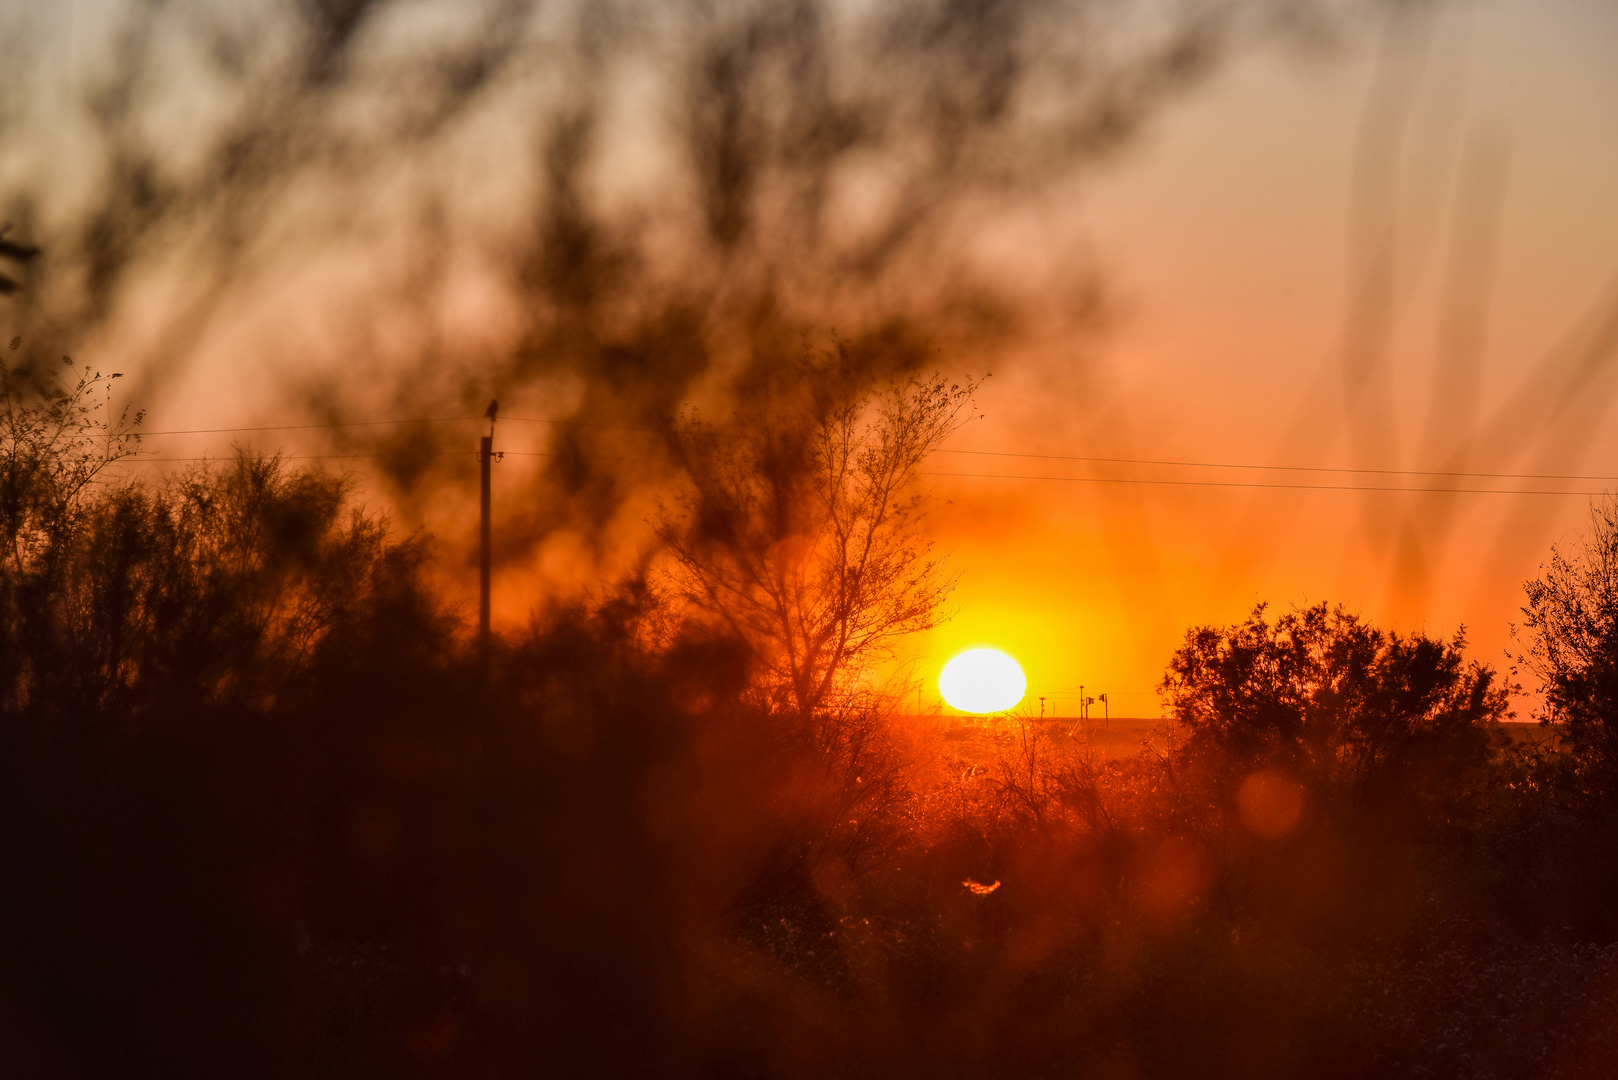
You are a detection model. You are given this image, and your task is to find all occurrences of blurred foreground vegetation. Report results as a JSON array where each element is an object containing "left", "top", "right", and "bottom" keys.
[{"left": 7, "top": 367, "right": 1618, "bottom": 1079}]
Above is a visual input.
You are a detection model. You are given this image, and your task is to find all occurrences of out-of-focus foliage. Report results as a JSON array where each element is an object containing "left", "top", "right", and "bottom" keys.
[{"left": 0, "top": 0, "right": 1386, "bottom": 545}]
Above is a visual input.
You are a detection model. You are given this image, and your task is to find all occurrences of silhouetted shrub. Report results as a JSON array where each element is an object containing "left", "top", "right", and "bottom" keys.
[
  {"left": 1161, "top": 602, "right": 1507, "bottom": 825},
  {"left": 1518, "top": 494, "right": 1618, "bottom": 783}
]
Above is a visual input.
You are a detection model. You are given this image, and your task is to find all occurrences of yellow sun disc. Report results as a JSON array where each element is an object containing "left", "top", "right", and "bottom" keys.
[{"left": 939, "top": 649, "right": 1027, "bottom": 713}]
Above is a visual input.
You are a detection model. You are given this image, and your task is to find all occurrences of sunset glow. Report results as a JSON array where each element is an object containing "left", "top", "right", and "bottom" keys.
[
  {"left": 6, "top": 0, "right": 1618, "bottom": 1071},
  {"left": 939, "top": 648, "right": 1027, "bottom": 713}
]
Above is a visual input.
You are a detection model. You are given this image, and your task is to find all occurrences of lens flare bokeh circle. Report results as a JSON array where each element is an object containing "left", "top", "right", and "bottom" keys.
[{"left": 939, "top": 649, "right": 1027, "bottom": 713}]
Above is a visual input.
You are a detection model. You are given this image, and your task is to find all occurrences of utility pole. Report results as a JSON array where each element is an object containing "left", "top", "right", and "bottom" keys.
[
  {"left": 1079, "top": 685, "right": 1085, "bottom": 721},
  {"left": 480, "top": 400, "right": 498, "bottom": 664},
  {"left": 1039, "top": 696, "right": 1046, "bottom": 720}
]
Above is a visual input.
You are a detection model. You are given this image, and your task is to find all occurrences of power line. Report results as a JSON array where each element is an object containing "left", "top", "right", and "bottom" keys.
[
  {"left": 135, "top": 413, "right": 636, "bottom": 437},
  {"left": 121, "top": 411, "right": 1618, "bottom": 495},
  {"left": 128, "top": 452, "right": 474, "bottom": 463},
  {"left": 937, "top": 447, "right": 1618, "bottom": 484},
  {"left": 126, "top": 448, "right": 635, "bottom": 464},
  {"left": 131, "top": 415, "right": 1618, "bottom": 485},
  {"left": 125, "top": 449, "right": 1617, "bottom": 496},
  {"left": 926, "top": 470, "right": 1615, "bottom": 497},
  {"left": 130, "top": 449, "right": 1606, "bottom": 495},
  {"left": 136, "top": 415, "right": 484, "bottom": 437}
]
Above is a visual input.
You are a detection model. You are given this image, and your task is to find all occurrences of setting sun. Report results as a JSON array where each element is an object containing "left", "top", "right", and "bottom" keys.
[{"left": 939, "top": 648, "right": 1027, "bottom": 713}]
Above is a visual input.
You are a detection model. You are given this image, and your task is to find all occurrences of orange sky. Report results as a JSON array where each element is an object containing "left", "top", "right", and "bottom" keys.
[{"left": 912, "top": 0, "right": 1618, "bottom": 717}]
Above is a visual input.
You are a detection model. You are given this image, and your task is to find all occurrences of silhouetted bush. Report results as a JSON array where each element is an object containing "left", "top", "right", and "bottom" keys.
[
  {"left": 1518, "top": 494, "right": 1618, "bottom": 781},
  {"left": 1162, "top": 602, "right": 1507, "bottom": 826}
]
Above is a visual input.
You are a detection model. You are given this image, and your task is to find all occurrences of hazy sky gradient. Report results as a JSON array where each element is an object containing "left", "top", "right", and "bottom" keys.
[
  {"left": 919, "top": 0, "right": 1618, "bottom": 715},
  {"left": 5, "top": 0, "right": 1616, "bottom": 718}
]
